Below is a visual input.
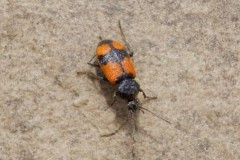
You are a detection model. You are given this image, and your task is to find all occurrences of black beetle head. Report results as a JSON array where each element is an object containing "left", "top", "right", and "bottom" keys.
[{"left": 127, "top": 100, "right": 139, "bottom": 112}]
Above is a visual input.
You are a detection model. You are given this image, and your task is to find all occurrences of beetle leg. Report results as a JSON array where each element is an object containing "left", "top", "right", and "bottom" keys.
[
  {"left": 102, "top": 92, "right": 117, "bottom": 111},
  {"left": 139, "top": 89, "right": 157, "bottom": 100},
  {"left": 110, "top": 91, "right": 117, "bottom": 106},
  {"left": 77, "top": 71, "right": 108, "bottom": 82},
  {"left": 87, "top": 54, "right": 100, "bottom": 68},
  {"left": 103, "top": 92, "right": 117, "bottom": 111},
  {"left": 87, "top": 62, "right": 100, "bottom": 68},
  {"left": 87, "top": 72, "right": 107, "bottom": 82},
  {"left": 139, "top": 88, "right": 147, "bottom": 98},
  {"left": 99, "top": 36, "right": 103, "bottom": 41},
  {"left": 118, "top": 20, "right": 134, "bottom": 57}
]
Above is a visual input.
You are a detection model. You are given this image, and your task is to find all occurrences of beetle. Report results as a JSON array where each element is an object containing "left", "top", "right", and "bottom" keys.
[{"left": 87, "top": 21, "right": 170, "bottom": 123}]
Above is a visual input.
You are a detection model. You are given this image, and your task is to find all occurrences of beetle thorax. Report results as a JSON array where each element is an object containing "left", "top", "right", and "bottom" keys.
[{"left": 116, "top": 79, "right": 140, "bottom": 101}]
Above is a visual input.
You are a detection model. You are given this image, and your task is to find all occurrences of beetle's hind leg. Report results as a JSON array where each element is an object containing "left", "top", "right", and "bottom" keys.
[
  {"left": 88, "top": 62, "right": 100, "bottom": 68},
  {"left": 118, "top": 20, "right": 134, "bottom": 57},
  {"left": 87, "top": 54, "right": 100, "bottom": 68},
  {"left": 82, "top": 53, "right": 108, "bottom": 81}
]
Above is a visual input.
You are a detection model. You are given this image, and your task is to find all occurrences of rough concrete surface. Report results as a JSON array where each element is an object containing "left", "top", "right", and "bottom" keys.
[{"left": 0, "top": 0, "right": 239, "bottom": 160}]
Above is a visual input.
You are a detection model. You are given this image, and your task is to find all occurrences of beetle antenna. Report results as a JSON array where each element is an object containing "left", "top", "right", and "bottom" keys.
[{"left": 139, "top": 107, "right": 171, "bottom": 124}]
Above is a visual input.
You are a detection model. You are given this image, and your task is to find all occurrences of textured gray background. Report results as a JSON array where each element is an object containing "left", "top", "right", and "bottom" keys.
[{"left": 0, "top": 0, "right": 239, "bottom": 160}]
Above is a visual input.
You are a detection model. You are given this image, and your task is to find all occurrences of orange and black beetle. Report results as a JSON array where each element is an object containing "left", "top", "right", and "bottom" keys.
[
  {"left": 88, "top": 22, "right": 147, "bottom": 113},
  {"left": 87, "top": 21, "right": 170, "bottom": 123}
]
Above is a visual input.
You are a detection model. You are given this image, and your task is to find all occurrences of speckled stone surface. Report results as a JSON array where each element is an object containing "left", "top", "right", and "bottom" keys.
[{"left": 0, "top": 0, "right": 239, "bottom": 160}]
